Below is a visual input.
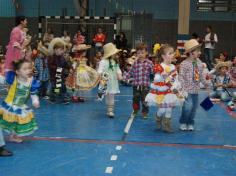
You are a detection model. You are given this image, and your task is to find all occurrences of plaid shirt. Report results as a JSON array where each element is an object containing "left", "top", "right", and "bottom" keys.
[
  {"left": 179, "top": 58, "right": 206, "bottom": 94},
  {"left": 34, "top": 56, "right": 49, "bottom": 82},
  {"left": 124, "top": 58, "right": 153, "bottom": 87}
]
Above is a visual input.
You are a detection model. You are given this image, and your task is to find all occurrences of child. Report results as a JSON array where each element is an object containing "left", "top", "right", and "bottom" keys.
[
  {"left": 97, "top": 43, "right": 122, "bottom": 118},
  {"left": 210, "top": 61, "right": 233, "bottom": 102},
  {"left": 90, "top": 51, "right": 102, "bottom": 70},
  {"left": 145, "top": 44, "right": 182, "bottom": 133},
  {"left": 229, "top": 56, "right": 236, "bottom": 87},
  {"left": 34, "top": 42, "right": 50, "bottom": 99},
  {"left": 0, "top": 60, "right": 40, "bottom": 143},
  {"left": 179, "top": 39, "right": 209, "bottom": 131},
  {"left": 66, "top": 44, "right": 99, "bottom": 102},
  {"left": 124, "top": 43, "right": 153, "bottom": 119},
  {"left": 215, "top": 52, "right": 228, "bottom": 63},
  {"left": 48, "top": 38, "right": 70, "bottom": 104}
]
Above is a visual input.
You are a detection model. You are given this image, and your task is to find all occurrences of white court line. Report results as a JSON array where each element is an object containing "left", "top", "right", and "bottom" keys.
[
  {"left": 105, "top": 167, "right": 113, "bottom": 174},
  {"left": 110, "top": 155, "right": 118, "bottom": 161},
  {"left": 124, "top": 112, "right": 135, "bottom": 134},
  {"left": 116, "top": 145, "right": 122, "bottom": 150}
]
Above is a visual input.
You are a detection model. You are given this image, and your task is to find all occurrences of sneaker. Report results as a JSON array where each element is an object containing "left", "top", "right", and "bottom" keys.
[
  {"left": 62, "top": 100, "right": 70, "bottom": 105},
  {"left": 107, "top": 112, "right": 114, "bottom": 118},
  {"left": 0, "top": 147, "right": 13, "bottom": 157},
  {"left": 42, "top": 96, "right": 49, "bottom": 100},
  {"left": 179, "top": 124, "right": 188, "bottom": 131},
  {"left": 142, "top": 112, "right": 149, "bottom": 119},
  {"left": 131, "top": 110, "right": 138, "bottom": 118},
  {"left": 187, "top": 125, "right": 194, "bottom": 131}
]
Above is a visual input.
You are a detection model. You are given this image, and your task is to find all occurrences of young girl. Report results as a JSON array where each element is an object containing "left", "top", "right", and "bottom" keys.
[
  {"left": 98, "top": 43, "right": 122, "bottom": 118},
  {"left": 0, "top": 60, "right": 40, "bottom": 143},
  {"left": 145, "top": 44, "right": 182, "bottom": 133},
  {"left": 230, "top": 56, "right": 236, "bottom": 87},
  {"left": 66, "top": 44, "right": 99, "bottom": 102}
]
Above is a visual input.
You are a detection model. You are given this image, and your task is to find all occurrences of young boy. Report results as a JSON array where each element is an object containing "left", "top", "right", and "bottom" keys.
[
  {"left": 34, "top": 42, "right": 50, "bottom": 99},
  {"left": 124, "top": 43, "right": 153, "bottom": 118},
  {"left": 179, "top": 39, "right": 208, "bottom": 131},
  {"left": 48, "top": 38, "right": 70, "bottom": 104},
  {"left": 210, "top": 61, "right": 233, "bottom": 102}
]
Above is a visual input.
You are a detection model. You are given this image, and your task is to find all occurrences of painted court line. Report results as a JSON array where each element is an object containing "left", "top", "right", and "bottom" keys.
[
  {"left": 110, "top": 155, "right": 118, "bottom": 161},
  {"left": 105, "top": 167, "right": 113, "bottom": 174},
  {"left": 23, "top": 136, "right": 236, "bottom": 150}
]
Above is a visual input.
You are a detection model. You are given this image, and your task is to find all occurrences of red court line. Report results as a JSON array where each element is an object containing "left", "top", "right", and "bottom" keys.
[
  {"left": 23, "top": 136, "right": 236, "bottom": 150},
  {"left": 219, "top": 102, "right": 236, "bottom": 120}
]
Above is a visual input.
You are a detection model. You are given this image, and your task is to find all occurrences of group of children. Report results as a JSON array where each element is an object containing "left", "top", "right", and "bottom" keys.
[{"left": 0, "top": 24, "right": 236, "bottom": 157}]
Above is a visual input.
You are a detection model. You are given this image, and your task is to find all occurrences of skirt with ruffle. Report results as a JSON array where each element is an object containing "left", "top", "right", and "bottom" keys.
[
  {"left": 0, "top": 101, "right": 38, "bottom": 136},
  {"left": 145, "top": 92, "right": 180, "bottom": 108}
]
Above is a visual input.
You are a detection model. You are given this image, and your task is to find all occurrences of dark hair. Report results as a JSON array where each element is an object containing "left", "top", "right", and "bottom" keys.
[
  {"left": 192, "top": 32, "right": 199, "bottom": 39},
  {"left": 207, "top": 25, "right": 212, "bottom": 31},
  {"left": 136, "top": 43, "right": 148, "bottom": 51},
  {"left": 12, "top": 59, "right": 31, "bottom": 71},
  {"left": 15, "top": 16, "right": 26, "bottom": 26},
  {"left": 120, "top": 32, "right": 126, "bottom": 39}
]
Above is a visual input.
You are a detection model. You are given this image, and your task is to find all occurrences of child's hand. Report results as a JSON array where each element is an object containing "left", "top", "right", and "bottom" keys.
[{"left": 33, "top": 101, "right": 40, "bottom": 108}]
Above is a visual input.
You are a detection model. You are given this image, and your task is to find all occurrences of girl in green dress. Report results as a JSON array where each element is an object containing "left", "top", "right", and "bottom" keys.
[{"left": 0, "top": 60, "right": 40, "bottom": 143}]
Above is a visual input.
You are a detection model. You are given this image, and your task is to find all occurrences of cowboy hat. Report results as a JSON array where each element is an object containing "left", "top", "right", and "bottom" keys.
[
  {"left": 37, "top": 42, "right": 49, "bottom": 56},
  {"left": 72, "top": 44, "right": 91, "bottom": 52},
  {"left": 215, "top": 61, "right": 232, "bottom": 72},
  {"left": 102, "top": 43, "right": 121, "bottom": 59},
  {"left": 184, "top": 39, "right": 202, "bottom": 54},
  {"left": 48, "top": 38, "right": 66, "bottom": 55}
]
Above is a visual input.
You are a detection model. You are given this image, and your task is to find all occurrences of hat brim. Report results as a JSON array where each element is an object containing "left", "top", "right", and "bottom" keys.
[
  {"left": 184, "top": 44, "right": 202, "bottom": 54},
  {"left": 215, "top": 62, "right": 232, "bottom": 71},
  {"left": 102, "top": 49, "right": 121, "bottom": 59},
  {"left": 72, "top": 45, "right": 91, "bottom": 52}
]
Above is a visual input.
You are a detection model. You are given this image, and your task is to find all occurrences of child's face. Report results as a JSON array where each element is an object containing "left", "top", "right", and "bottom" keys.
[
  {"left": 219, "top": 53, "right": 225, "bottom": 61},
  {"left": 233, "top": 57, "right": 236, "bottom": 65},
  {"left": 96, "top": 52, "right": 102, "bottom": 58},
  {"left": 16, "top": 62, "right": 33, "bottom": 79},
  {"left": 137, "top": 49, "right": 147, "bottom": 60},
  {"left": 219, "top": 66, "right": 228, "bottom": 75},
  {"left": 55, "top": 47, "right": 65, "bottom": 56},
  {"left": 190, "top": 48, "right": 201, "bottom": 59},
  {"left": 162, "top": 48, "right": 174, "bottom": 64}
]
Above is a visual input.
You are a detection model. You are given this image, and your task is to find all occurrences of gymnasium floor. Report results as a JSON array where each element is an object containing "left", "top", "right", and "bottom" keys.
[{"left": 0, "top": 86, "right": 236, "bottom": 176}]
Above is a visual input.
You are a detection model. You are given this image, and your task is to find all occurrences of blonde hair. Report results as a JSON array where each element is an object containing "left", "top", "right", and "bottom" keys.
[{"left": 157, "top": 44, "right": 174, "bottom": 63}]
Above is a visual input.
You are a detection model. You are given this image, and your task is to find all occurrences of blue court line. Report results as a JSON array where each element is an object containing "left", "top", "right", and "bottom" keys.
[{"left": 22, "top": 136, "right": 236, "bottom": 150}]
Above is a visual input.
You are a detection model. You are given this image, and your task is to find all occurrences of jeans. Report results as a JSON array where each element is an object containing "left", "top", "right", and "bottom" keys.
[
  {"left": 204, "top": 48, "right": 214, "bottom": 70},
  {"left": 133, "top": 86, "right": 149, "bottom": 113},
  {"left": 210, "top": 90, "right": 231, "bottom": 102},
  {"left": 0, "top": 127, "right": 5, "bottom": 147},
  {"left": 179, "top": 94, "right": 199, "bottom": 125},
  {"left": 39, "top": 80, "right": 49, "bottom": 97}
]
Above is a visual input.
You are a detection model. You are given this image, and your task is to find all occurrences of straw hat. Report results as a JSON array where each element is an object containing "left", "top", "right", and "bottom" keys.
[
  {"left": 48, "top": 38, "right": 66, "bottom": 55},
  {"left": 102, "top": 43, "right": 121, "bottom": 59},
  {"left": 37, "top": 42, "right": 49, "bottom": 56},
  {"left": 184, "top": 39, "right": 201, "bottom": 54},
  {"left": 131, "top": 49, "right": 136, "bottom": 53},
  {"left": 215, "top": 61, "right": 232, "bottom": 72},
  {"left": 72, "top": 44, "right": 91, "bottom": 52}
]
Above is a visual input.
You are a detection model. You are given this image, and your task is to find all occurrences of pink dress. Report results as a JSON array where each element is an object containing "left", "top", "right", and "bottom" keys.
[{"left": 5, "top": 27, "right": 25, "bottom": 71}]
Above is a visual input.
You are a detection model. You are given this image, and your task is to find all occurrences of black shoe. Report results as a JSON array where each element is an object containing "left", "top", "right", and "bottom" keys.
[{"left": 0, "top": 147, "right": 13, "bottom": 157}]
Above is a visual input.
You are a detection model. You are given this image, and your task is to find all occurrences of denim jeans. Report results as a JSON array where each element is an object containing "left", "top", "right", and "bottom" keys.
[
  {"left": 0, "top": 127, "right": 5, "bottom": 147},
  {"left": 210, "top": 90, "right": 231, "bottom": 102},
  {"left": 179, "top": 94, "right": 199, "bottom": 125},
  {"left": 204, "top": 48, "right": 214, "bottom": 70}
]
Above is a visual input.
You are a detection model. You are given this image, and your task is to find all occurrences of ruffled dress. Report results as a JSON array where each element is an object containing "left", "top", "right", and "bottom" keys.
[
  {"left": 145, "top": 63, "right": 181, "bottom": 108},
  {"left": 0, "top": 72, "right": 39, "bottom": 136}
]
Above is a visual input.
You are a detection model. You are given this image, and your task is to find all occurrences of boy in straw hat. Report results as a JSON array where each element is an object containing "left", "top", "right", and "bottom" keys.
[
  {"left": 34, "top": 42, "right": 50, "bottom": 99},
  {"left": 97, "top": 43, "right": 122, "bottom": 118},
  {"left": 179, "top": 39, "right": 209, "bottom": 131},
  {"left": 210, "top": 61, "right": 234, "bottom": 102},
  {"left": 48, "top": 38, "right": 71, "bottom": 104}
]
